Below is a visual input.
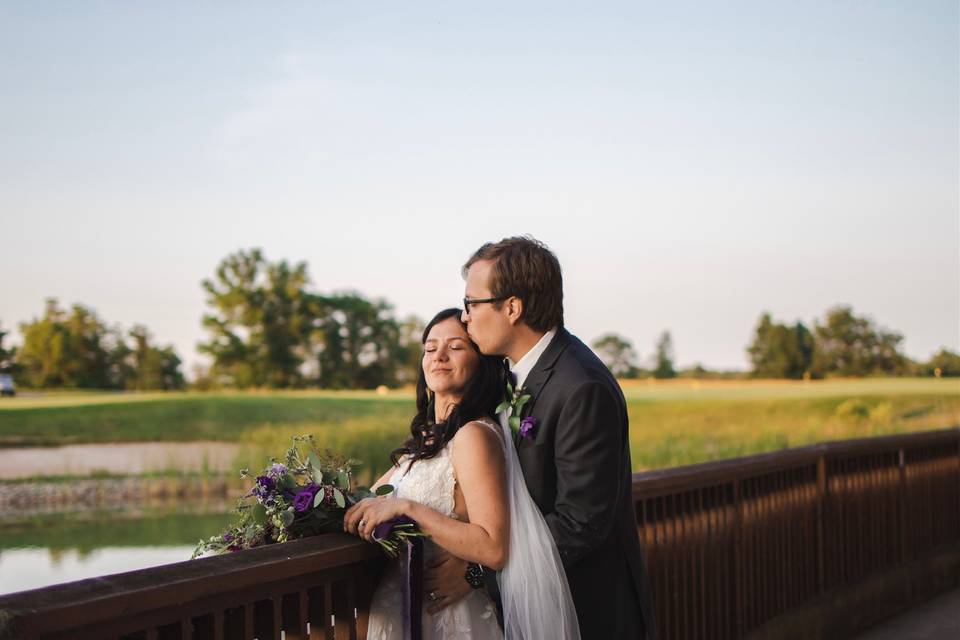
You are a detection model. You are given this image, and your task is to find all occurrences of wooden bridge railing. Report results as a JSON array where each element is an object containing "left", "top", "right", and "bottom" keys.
[
  {"left": 1, "top": 427, "right": 957, "bottom": 639},
  {"left": 634, "top": 427, "right": 959, "bottom": 638}
]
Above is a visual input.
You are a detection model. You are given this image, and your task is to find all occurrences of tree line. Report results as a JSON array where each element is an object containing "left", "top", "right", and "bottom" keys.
[
  {"left": 194, "top": 248, "right": 422, "bottom": 389},
  {"left": 590, "top": 306, "right": 960, "bottom": 380},
  {"left": 745, "top": 306, "right": 959, "bottom": 379},
  {"left": 0, "top": 299, "right": 184, "bottom": 390},
  {"left": 1, "top": 248, "right": 957, "bottom": 390},
  {"left": 0, "top": 249, "right": 424, "bottom": 391}
]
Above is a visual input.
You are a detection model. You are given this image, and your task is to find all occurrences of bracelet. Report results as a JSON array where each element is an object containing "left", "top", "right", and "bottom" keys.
[{"left": 464, "top": 562, "right": 484, "bottom": 589}]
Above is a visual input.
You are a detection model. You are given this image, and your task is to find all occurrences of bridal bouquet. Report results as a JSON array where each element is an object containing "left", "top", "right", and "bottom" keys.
[{"left": 192, "top": 434, "right": 423, "bottom": 559}]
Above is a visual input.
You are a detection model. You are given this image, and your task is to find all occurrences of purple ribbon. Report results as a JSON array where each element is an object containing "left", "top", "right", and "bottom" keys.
[{"left": 373, "top": 516, "right": 423, "bottom": 640}]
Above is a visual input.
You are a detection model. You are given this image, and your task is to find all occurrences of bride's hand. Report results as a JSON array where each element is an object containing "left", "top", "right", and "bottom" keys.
[{"left": 343, "top": 497, "right": 410, "bottom": 542}]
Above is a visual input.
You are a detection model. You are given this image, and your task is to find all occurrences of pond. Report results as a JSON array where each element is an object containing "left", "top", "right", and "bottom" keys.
[
  {"left": 0, "top": 503, "right": 234, "bottom": 596},
  {"left": 0, "top": 439, "right": 251, "bottom": 595}
]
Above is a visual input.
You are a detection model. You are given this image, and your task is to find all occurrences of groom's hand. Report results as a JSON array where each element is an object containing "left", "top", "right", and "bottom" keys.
[{"left": 423, "top": 552, "right": 472, "bottom": 614}]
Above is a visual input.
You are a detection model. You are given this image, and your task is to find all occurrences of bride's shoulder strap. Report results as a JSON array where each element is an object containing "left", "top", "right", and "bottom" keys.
[
  {"left": 473, "top": 417, "right": 501, "bottom": 432},
  {"left": 453, "top": 418, "right": 506, "bottom": 446}
]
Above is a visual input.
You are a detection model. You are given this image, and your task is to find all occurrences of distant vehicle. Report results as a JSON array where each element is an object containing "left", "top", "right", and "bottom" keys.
[{"left": 0, "top": 374, "right": 15, "bottom": 397}]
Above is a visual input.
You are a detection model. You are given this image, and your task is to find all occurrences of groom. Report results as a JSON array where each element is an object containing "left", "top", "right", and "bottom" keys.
[{"left": 424, "top": 236, "right": 657, "bottom": 639}]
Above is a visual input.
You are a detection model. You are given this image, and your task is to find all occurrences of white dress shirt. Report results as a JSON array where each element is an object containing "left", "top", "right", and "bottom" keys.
[
  {"left": 499, "top": 328, "right": 558, "bottom": 431},
  {"left": 507, "top": 327, "right": 557, "bottom": 390}
]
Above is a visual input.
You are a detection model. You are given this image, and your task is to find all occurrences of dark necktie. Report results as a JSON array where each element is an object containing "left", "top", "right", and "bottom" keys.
[{"left": 502, "top": 359, "right": 517, "bottom": 390}]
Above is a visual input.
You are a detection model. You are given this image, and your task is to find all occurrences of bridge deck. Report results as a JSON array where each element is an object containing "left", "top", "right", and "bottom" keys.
[{"left": 854, "top": 588, "right": 960, "bottom": 640}]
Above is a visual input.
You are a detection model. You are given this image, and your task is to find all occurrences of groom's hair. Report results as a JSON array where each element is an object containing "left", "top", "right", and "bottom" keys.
[{"left": 462, "top": 235, "right": 564, "bottom": 332}]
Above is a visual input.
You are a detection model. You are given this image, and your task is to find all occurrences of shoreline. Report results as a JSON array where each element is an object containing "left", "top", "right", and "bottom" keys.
[{"left": 0, "top": 475, "right": 247, "bottom": 520}]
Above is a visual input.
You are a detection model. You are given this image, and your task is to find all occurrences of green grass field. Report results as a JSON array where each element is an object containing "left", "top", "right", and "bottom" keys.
[{"left": 0, "top": 379, "right": 957, "bottom": 477}]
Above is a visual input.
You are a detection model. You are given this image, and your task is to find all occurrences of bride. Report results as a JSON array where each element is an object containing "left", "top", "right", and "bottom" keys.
[{"left": 344, "top": 308, "right": 580, "bottom": 640}]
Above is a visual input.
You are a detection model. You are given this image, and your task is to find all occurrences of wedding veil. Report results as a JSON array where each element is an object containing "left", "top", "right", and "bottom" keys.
[{"left": 492, "top": 420, "right": 581, "bottom": 640}]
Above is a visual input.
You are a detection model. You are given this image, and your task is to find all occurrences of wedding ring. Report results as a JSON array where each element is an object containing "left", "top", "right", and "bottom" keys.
[{"left": 359, "top": 519, "right": 367, "bottom": 529}]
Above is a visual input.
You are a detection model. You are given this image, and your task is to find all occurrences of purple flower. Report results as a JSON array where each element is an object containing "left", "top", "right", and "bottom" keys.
[
  {"left": 293, "top": 491, "right": 313, "bottom": 512},
  {"left": 519, "top": 416, "right": 538, "bottom": 439},
  {"left": 222, "top": 532, "right": 234, "bottom": 542},
  {"left": 255, "top": 475, "right": 276, "bottom": 492},
  {"left": 269, "top": 463, "right": 288, "bottom": 476},
  {"left": 292, "top": 483, "right": 321, "bottom": 512},
  {"left": 372, "top": 515, "right": 417, "bottom": 542}
]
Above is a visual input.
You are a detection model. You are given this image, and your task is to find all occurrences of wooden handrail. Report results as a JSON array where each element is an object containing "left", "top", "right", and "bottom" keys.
[
  {"left": 632, "top": 428, "right": 958, "bottom": 495},
  {"left": 1, "top": 535, "right": 379, "bottom": 634}
]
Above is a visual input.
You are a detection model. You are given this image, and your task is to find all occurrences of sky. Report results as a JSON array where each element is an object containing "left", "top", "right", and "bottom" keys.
[{"left": 1, "top": 1, "right": 958, "bottom": 375}]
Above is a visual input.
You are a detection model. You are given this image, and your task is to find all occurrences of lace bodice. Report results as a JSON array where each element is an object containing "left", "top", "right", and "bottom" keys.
[{"left": 388, "top": 444, "right": 457, "bottom": 518}]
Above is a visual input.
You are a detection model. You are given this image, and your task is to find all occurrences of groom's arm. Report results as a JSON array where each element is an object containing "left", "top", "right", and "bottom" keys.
[{"left": 545, "top": 380, "right": 625, "bottom": 567}]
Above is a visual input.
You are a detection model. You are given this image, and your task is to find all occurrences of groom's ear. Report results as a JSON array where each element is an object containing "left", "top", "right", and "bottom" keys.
[{"left": 505, "top": 296, "right": 524, "bottom": 325}]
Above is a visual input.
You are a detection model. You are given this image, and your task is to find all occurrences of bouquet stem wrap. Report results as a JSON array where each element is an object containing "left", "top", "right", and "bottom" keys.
[{"left": 374, "top": 516, "right": 423, "bottom": 640}]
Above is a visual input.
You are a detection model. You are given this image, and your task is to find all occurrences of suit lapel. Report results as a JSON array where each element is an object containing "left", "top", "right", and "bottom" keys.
[
  {"left": 522, "top": 328, "right": 570, "bottom": 399},
  {"left": 516, "top": 328, "right": 571, "bottom": 449}
]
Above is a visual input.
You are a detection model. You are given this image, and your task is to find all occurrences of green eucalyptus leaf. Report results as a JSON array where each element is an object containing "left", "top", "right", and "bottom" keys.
[
  {"left": 308, "top": 451, "right": 323, "bottom": 471},
  {"left": 282, "top": 509, "right": 295, "bottom": 527},
  {"left": 251, "top": 503, "right": 268, "bottom": 525},
  {"left": 337, "top": 471, "right": 350, "bottom": 490},
  {"left": 279, "top": 474, "right": 297, "bottom": 492},
  {"left": 352, "top": 489, "right": 375, "bottom": 501},
  {"left": 376, "top": 484, "right": 395, "bottom": 496},
  {"left": 515, "top": 395, "right": 531, "bottom": 414},
  {"left": 332, "top": 488, "right": 346, "bottom": 509},
  {"left": 495, "top": 400, "right": 511, "bottom": 414},
  {"left": 313, "top": 490, "right": 326, "bottom": 508},
  {"left": 508, "top": 416, "right": 521, "bottom": 431}
]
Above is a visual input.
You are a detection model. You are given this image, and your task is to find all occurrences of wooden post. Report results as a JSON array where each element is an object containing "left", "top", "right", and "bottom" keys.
[
  {"left": 733, "top": 477, "right": 744, "bottom": 638},
  {"left": 898, "top": 447, "right": 908, "bottom": 564},
  {"left": 816, "top": 454, "right": 826, "bottom": 595}
]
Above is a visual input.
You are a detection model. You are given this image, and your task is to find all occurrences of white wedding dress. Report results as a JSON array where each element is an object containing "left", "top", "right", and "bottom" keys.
[
  {"left": 365, "top": 419, "right": 580, "bottom": 640},
  {"left": 365, "top": 427, "right": 501, "bottom": 639}
]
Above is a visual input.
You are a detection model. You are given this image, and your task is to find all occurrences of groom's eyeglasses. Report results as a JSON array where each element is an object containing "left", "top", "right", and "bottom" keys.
[{"left": 463, "top": 296, "right": 510, "bottom": 313}]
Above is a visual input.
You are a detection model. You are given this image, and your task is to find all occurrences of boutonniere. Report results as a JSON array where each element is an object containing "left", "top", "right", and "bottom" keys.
[{"left": 496, "top": 380, "right": 537, "bottom": 439}]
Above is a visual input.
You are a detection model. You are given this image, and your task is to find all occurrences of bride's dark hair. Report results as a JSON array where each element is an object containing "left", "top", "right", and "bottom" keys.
[{"left": 390, "top": 308, "right": 503, "bottom": 470}]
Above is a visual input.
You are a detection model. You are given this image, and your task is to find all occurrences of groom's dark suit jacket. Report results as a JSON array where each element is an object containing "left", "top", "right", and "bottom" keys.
[{"left": 515, "top": 328, "right": 657, "bottom": 640}]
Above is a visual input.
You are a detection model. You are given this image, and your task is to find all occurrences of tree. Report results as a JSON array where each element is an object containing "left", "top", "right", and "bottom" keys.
[
  {"left": 199, "top": 249, "right": 312, "bottom": 388},
  {"left": 106, "top": 326, "right": 135, "bottom": 389},
  {"left": 0, "top": 323, "right": 17, "bottom": 374},
  {"left": 746, "top": 312, "right": 816, "bottom": 379},
  {"left": 128, "top": 325, "right": 186, "bottom": 390},
  {"left": 310, "top": 292, "right": 404, "bottom": 389},
  {"left": 922, "top": 348, "right": 960, "bottom": 377},
  {"left": 18, "top": 299, "right": 112, "bottom": 388},
  {"left": 199, "top": 248, "right": 413, "bottom": 390},
  {"left": 813, "top": 306, "right": 908, "bottom": 376},
  {"left": 395, "top": 314, "right": 426, "bottom": 386},
  {"left": 653, "top": 331, "right": 676, "bottom": 379},
  {"left": 592, "top": 333, "right": 639, "bottom": 378},
  {"left": 16, "top": 299, "right": 184, "bottom": 389}
]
